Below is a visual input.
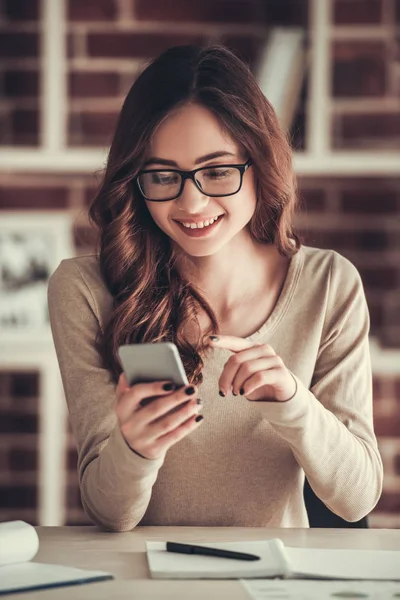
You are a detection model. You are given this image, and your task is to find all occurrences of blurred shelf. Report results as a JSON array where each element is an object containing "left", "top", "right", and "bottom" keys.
[
  {"left": 0, "top": 509, "right": 37, "bottom": 523},
  {"left": 0, "top": 434, "right": 37, "bottom": 448},
  {"left": 1, "top": 149, "right": 400, "bottom": 176},
  {"left": 0, "top": 472, "right": 37, "bottom": 485}
]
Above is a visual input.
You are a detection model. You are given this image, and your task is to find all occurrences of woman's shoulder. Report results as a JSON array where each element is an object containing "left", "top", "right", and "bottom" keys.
[
  {"left": 300, "top": 244, "right": 361, "bottom": 279},
  {"left": 48, "top": 253, "right": 113, "bottom": 321},
  {"left": 299, "top": 244, "right": 364, "bottom": 300}
]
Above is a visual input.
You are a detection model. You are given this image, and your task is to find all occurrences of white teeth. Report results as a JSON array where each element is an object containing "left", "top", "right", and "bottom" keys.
[{"left": 179, "top": 215, "right": 221, "bottom": 229}]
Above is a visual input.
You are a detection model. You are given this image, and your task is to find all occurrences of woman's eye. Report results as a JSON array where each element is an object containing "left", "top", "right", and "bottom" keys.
[
  {"left": 152, "top": 173, "right": 178, "bottom": 185},
  {"left": 205, "top": 168, "right": 232, "bottom": 179}
]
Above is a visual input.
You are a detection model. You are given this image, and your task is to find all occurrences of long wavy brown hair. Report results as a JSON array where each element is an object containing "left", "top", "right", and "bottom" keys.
[{"left": 87, "top": 44, "right": 301, "bottom": 387}]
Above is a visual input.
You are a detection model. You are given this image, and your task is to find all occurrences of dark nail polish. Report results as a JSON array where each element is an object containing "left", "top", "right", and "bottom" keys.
[
  {"left": 162, "top": 382, "right": 175, "bottom": 391},
  {"left": 195, "top": 415, "right": 204, "bottom": 422},
  {"left": 219, "top": 390, "right": 225, "bottom": 397},
  {"left": 185, "top": 386, "right": 195, "bottom": 395},
  {"left": 197, "top": 398, "right": 202, "bottom": 405},
  {"left": 209, "top": 335, "right": 219, "bottom": 341},
  {"left": 240, "top": 388, "right": 244, "bottom": 395},
  {"left": 232, "top": 392, "right": 237, "bottom": 396}
]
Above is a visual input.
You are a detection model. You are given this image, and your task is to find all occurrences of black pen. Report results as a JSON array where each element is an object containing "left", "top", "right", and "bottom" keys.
[{"left": 166, "top": 541, "right": 260, "bottom": 561}]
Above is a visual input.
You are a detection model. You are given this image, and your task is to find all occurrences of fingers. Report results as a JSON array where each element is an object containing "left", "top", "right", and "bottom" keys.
[
  {"left": 148, "top": 396, "right": 201, "bottom": 438},
  {"left": 115, "top": 377, "right": 180, "bottom": 423},
  {"left": 218, "top": 344, "right": 275, "bottom": 395},
  {"left": 141, "top": 385, "right": 198, "bottom": 423},
  {"left": 115, "top": 374, "right": 205, "bottom": 460},
  {"left": 231, "top": 356, "right": 284, "bottom": 396},
  {"left": 132, "top": 412, "right": 204, "bottom": 460}
]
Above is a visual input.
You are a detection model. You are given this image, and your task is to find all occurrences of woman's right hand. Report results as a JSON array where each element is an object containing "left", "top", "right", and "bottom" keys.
[{"left": 115, "top": 373, "right": 203, "bottom": 460}]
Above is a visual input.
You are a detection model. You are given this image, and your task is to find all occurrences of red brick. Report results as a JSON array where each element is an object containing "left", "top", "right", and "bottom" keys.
[
  {"left": 394, "top": 454, "right": 400, "bottom": 476},
  {"left": 68, "top": 0, "right": 118, "bottom": 21},
  {"left": 67, "top": 448, "right": 78, "bottom": 471},
  {"left": 87, "top": 32, "right": 205, "bottom": 59},
  {"left": 311, "top": 229, "right": 386, "bottom": 250},
  {"left": 9, "top": 449, "right": 37, "bottom": 471},
  {"left": 69, "top": 71, "right": 120, "bottom": 98},
  {"left": 374, "top": 413, "right": 400, "bottom": 436},
  {"left": 73, "top": 224, "right": 98, "bottom": 248},
  {"left": 340, "top": 189, "right": 397, "bottom": 213},
  {"left": 359, "top": 267, "right": 398, "bottom": 291},
  {"left": 290, "top": 106, "right": 306, "bottom": 151},
  {"left": 396, "top": 0, "right": 400, "bottom": 24},
  {"left": 381, "top": 330, "right": 400, "bottom": 348},
  {"left": 0, "top": 412, "right": 38, "bottom": 433},
  {"left": 135, "top": 0, "right": 267, "bottom": 23},
  {"left": 3, "top": 70, "right": 39, "bottom": 98},
  {"left": 3, "top": 0, "right": 39, "bottom": 21},
  {"left": 332, "top": 42, "right": 386, "bottom": 97},
  {"left": 395, "top": 379, "right": 400, "bottom": 401},
  {"left": 66, "top": 484, "right": 83, "bottom": 508},
  {"left": 68, "top": 110, "right": 119, "bottom": 146},
  {"left": 333, "top": 0, "right": 382, "bottom": 24},
  {"left": 375, "top": 492, "right": 400, "bottom": 512},
  {"left": 220, "top": 35, "right": 264, "bottom": 67},
  {"left": 10, "top": 372, "right": 39, "bottom": 397},
  {"left": 0, "top": 486, "right": 37, "bottom": 509},
  {"left": 367, "top": 299, "right": 384, "bottom": 330},
  {"left": 6, "top": 109, "right": 39, "bottom": 145},
  {"left": 298, "top": 189, "right": 326, "bottom": 211},
  {"left": 0, "top": 32, "right": 38, "bottom": 58},
  {"left": 264, "top": 0, "right": 308, "bottom": 26},
  {"left": 333, "top": 113, "right": 400, "bottom": 149},
  {"left": 85, "top": 186, "right": 101, "bottom": 206},
  {"left": 372, "top": 377, "right": 384, "bottom": 400},
  {"left": 0, "top": 186, "right": 69, "bottom": 209}
]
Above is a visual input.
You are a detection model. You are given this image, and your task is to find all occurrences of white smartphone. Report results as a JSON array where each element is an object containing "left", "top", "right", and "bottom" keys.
[{"left": 118, "top": 342, "right": 189, "bottom": 388}]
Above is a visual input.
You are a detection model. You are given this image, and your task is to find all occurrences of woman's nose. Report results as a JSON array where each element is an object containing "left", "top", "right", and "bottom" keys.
[{"left": 175, "top": 178, "right": 210, "bottom": 213}]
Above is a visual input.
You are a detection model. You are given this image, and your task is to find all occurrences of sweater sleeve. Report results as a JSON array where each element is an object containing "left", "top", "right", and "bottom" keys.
[
  {"left": 47, "top": 259, "right": 164, "bottom": 532},
  {"left": 252, "top": 252, "right": 383, "bottom": 522}
]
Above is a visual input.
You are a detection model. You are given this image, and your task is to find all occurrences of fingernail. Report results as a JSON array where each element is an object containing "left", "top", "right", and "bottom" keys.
[
  {"left": 209, "top": 335, "right": 219, "bottom": 341},
  {"left": 240, "top": 387, "right": 245, "bottom": 395},
  {"left": 162, "top": 382, "right": 175, "bottom": 391},
  {"left": 185, "top": 386, "right": 195, "bottom": 395},
  {"left": 219, "top": 390, "right": 225, "bottom": 397},
  {"left": 232, "top": 391, "right": 238, "bottom": 396},
  {"left": 195, "top": 415, "right": 204, "bottom": 422},
  {"left": 197, "top": 398, "right": 202, "bottom": 405}
]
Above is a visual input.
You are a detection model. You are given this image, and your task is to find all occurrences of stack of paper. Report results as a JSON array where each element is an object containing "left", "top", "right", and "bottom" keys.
[{"left": 0, "top": 521, "right": 113, "bottom": 595}]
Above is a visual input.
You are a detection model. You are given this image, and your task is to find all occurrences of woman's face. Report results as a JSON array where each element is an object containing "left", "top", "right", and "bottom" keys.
[{"left": 142, "top": 103, "right": 257, "bottom": 258}]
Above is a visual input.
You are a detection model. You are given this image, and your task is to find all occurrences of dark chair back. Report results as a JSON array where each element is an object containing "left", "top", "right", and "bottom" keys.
[{"left": 304, "top": 478, "right": 369, "bottom": 528}]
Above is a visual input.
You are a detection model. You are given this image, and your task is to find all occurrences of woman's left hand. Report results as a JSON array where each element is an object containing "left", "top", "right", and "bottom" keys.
[{"left": 208, "top": 335, "right": 297, "bottom": 402}]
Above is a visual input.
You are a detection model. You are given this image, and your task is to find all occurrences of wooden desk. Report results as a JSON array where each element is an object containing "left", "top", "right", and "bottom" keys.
[{"left": 13, "top": 526, "right": 400, "bottom": 599}]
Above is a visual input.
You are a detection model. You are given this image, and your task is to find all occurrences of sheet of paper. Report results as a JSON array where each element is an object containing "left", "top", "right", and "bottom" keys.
[
  {"left": 241, "top": 578, "right": 400, "bottom": 600},
  {"left": 0, "top": 562, "right": 113, "bottom": 595},
  {"left": 0, "top": 521, "right": 39, "bottom": 566},
  {"left": 286, "top": 546, "right": 400, "bottom": 580},
  {"left": 146, "top": 539, "right": 285, "bottom": 579}
]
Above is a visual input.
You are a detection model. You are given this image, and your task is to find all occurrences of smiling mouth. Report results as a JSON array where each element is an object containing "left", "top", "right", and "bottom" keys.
[{"left": 173, "top": 214, "right": 225, "bottom": 237}]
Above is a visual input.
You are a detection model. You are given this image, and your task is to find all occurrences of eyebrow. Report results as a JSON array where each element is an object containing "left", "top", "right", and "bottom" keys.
[{"left": 142, "top": 151, "right": 237, "bottom": 168}]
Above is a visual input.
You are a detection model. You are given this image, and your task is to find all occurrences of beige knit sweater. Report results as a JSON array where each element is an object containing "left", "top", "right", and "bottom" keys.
[{"left": 47, "top": 245, "right": 383, "bottom": 531}]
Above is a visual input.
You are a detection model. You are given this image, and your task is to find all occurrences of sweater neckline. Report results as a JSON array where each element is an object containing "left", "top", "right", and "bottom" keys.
[{"left": 243, "top": 244, "right": 304, "bottom": 342}]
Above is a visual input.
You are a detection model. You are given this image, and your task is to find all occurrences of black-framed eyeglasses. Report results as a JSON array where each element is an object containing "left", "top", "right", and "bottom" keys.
[{"left": 134, "top": 158, "right": 253, "bottom": 202}]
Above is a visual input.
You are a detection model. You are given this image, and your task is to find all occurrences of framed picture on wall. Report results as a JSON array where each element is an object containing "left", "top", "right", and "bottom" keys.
[{"left": 0, "top": 211, "right": 75, "bottom": 346}]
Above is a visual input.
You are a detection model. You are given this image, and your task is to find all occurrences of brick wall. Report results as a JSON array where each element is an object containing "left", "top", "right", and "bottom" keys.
[{"left": 0, "top": 0, "right": 399, "bottom": 527}]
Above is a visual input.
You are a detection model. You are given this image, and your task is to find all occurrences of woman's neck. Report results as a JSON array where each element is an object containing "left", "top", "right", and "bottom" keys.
[{"left": 175, "top": 231, "right": 282, "bottom": 321}]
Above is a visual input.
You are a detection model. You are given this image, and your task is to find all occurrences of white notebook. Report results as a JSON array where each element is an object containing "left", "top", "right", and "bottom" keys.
[
  {"left": 0, "top": 521, "right": 113, "bottom": 595},
  {"left": 146, "top": 539, "right": 400, "bottom": 580}
]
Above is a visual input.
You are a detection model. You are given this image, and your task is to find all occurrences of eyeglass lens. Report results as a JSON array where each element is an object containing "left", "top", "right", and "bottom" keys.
[{"left": 138, "top": 166, "right": 242, "bottom": 200}]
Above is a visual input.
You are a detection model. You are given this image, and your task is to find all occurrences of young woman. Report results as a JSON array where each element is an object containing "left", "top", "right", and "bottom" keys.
[{"left": 48, "top": 45, "right": 383, "bottom": 532}]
